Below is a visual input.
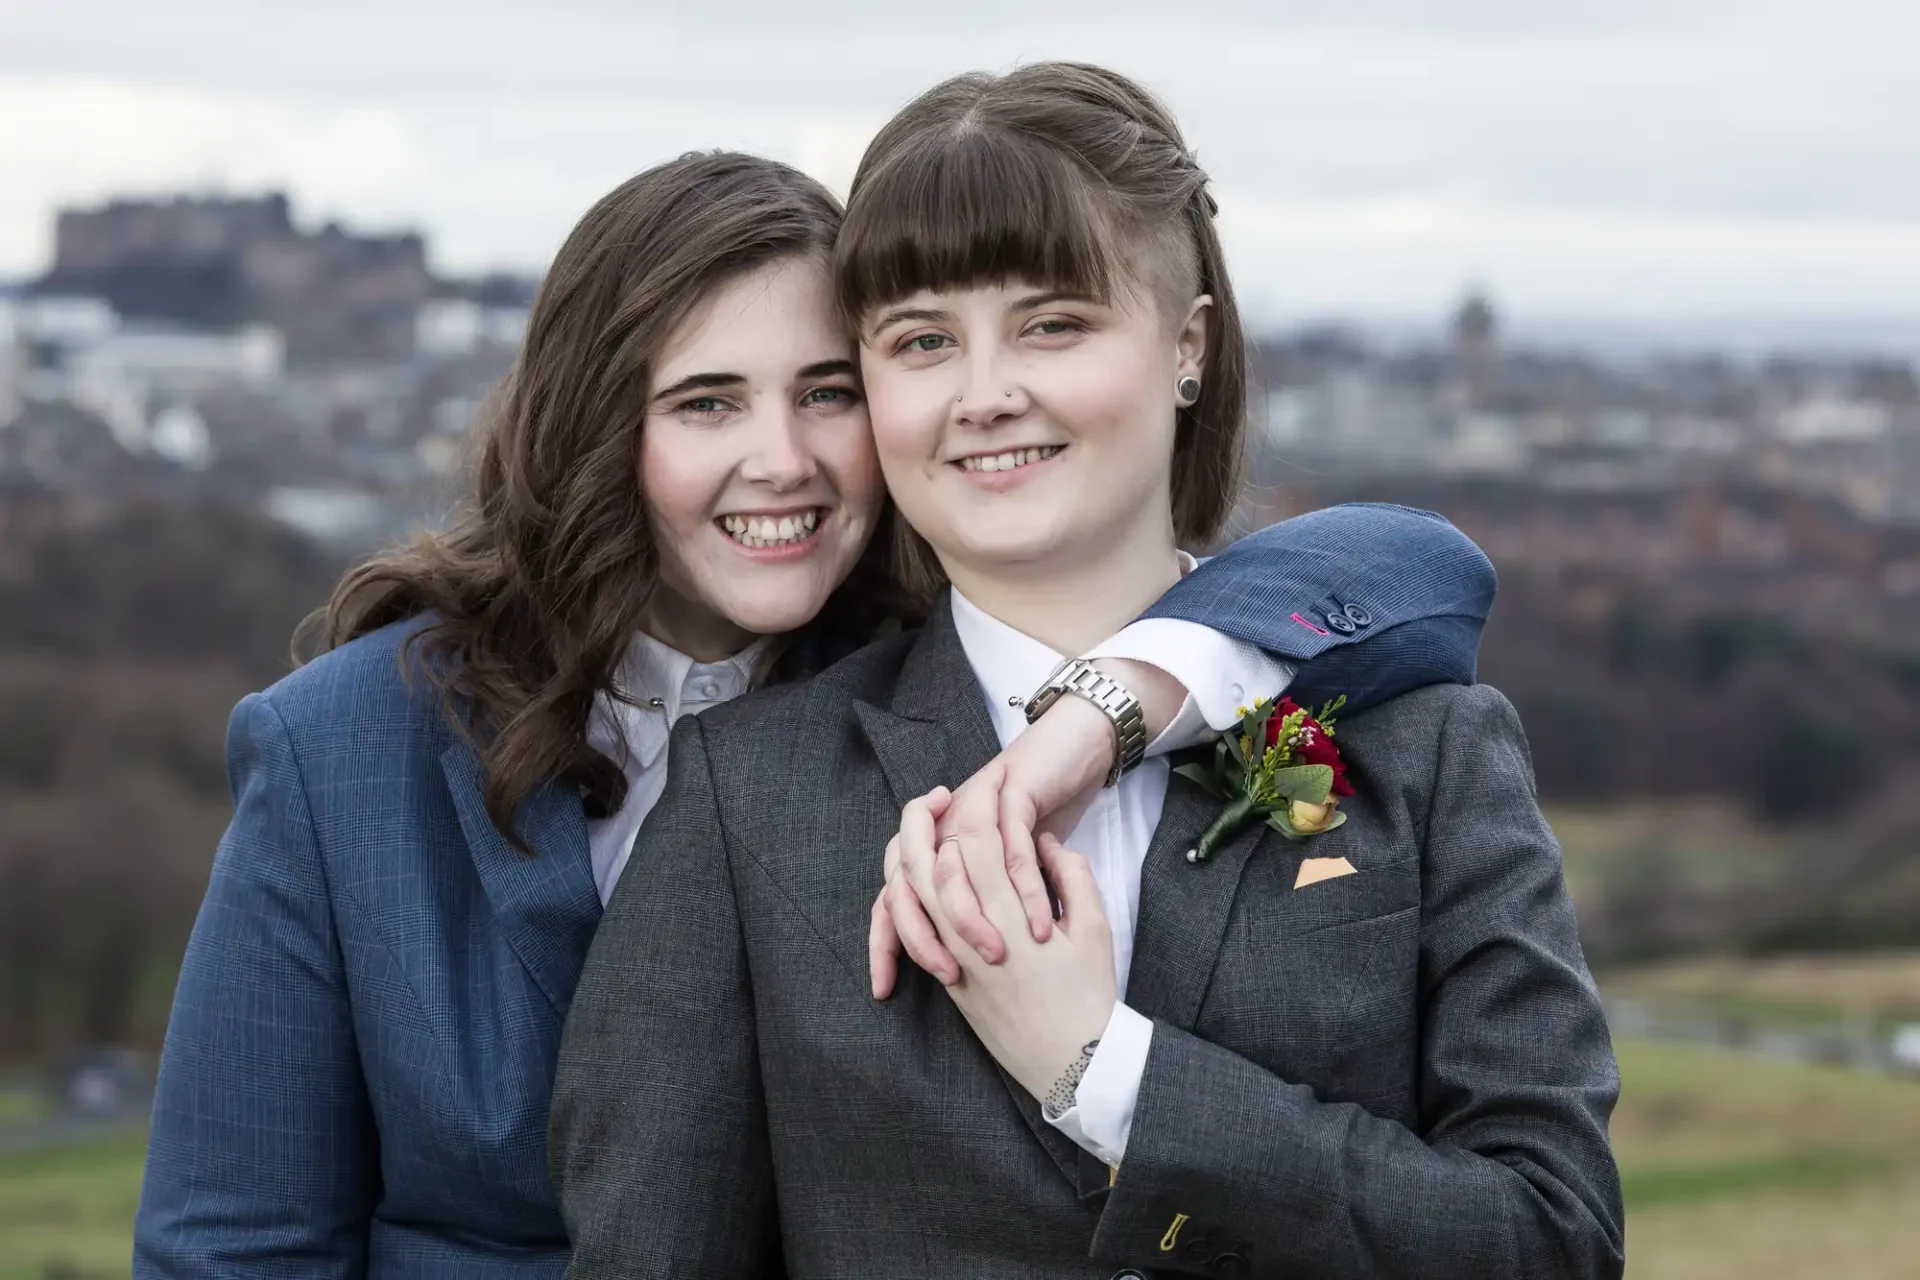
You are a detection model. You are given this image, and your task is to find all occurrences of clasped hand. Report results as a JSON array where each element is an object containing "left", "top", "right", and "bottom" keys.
[{"left": 874, "top": 766, "right": 1117, "bottom": 1101}]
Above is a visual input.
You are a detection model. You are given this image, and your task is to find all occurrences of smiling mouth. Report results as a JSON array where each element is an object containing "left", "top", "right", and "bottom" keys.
[
  {"left": 955, "top": 445, "right": 1064, "bottom": 474},
  {"left": 718, "top": 508, "right": 822, "bottom": 549}
]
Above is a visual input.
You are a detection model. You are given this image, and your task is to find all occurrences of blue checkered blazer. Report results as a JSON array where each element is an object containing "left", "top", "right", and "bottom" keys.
[{"left": 133, "top": 502, "right": 1492, "bottom": 1278}]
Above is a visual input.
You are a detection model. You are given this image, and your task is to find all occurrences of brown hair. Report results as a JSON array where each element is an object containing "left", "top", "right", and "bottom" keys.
[
  {"left": 306, "top": 151, "right": 914, "bottom": 850},
  {"left": 835, "top": 60, "right": 1246, "bottom": 588}
]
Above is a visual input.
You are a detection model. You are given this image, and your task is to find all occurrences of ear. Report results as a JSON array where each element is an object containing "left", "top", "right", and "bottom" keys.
[{"left": 1175, "top": 293, "right": 1212, "bottom": 381}]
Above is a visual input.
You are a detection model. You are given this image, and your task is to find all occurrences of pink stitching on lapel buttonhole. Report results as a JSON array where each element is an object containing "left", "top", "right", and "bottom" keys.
[{"left": 1291, "top": 612, "right": 1331, "bottom": 636}]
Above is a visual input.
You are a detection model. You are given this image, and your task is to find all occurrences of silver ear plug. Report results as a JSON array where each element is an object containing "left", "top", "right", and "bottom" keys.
[{"left": 1175, "top": 375, "right": 1202, "bottom": 405}]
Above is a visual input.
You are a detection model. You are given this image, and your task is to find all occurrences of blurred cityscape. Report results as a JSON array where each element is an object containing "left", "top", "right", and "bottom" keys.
[
  {"left": 7, "top": 191, "right": 1918, "bottom": 634},
  {"left": 1, "top": 188, "right": 1918, "bottom": 1278}
]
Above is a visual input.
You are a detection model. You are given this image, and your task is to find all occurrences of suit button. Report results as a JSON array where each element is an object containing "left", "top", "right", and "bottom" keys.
[
  {"left": 1325, "top": 611, "right": 1358, "bottom": 635},
  {"left": 1214, "top": 1253, "right": 1250, "bottom": 1278},
  {"left": 1110, "top": 1272, "right": 1149, "bottom": 1280},
  {"left": 1343, "top": 602, "right": 1372, "bottom": 627},
  {"left": 1180, "top": 1236, "right": 1214, "bottom": 1264}
]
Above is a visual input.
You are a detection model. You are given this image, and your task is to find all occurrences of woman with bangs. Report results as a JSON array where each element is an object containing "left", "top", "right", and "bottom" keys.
[
  {"left": 134, "top": 148, "right": 1493, "bottom": 1275},
  {"left": 553, "top": 63, "right": 1624, "bottom": 1280}
]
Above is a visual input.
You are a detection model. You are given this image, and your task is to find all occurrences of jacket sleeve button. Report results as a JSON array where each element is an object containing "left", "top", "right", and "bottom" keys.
[
  {"left": 1325, "top": 611, "right": 1358, "bottom": 635},
  {"left": 1343, "top": 602, "right": 1372, "bottom": 627}
]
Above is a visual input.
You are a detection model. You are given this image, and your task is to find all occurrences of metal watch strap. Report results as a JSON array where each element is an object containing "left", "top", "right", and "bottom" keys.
[{"left": 1024, "top": 658, "right": 1148, "bottom": 787}]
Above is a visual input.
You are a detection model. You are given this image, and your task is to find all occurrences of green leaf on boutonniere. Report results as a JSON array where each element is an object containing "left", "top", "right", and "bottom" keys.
[
  {"left": 1223, "top": 728, "right": 1248, "bottom": 771},
  {"left": 1266, "top": 763, "right": 1334, "bottom": 806},
  {"left": 1173, "top": 761, "right": 1225, "bottom": 798}
]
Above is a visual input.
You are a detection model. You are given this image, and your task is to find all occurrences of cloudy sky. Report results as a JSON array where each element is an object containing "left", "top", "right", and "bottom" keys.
[{"left": 4, "top": 0, "right": 1917, "bottom": 339}]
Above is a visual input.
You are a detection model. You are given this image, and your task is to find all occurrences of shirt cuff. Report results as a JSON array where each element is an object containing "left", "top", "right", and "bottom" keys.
[
  {"left": 1086, "top": 618, "right": 1296, "bottom": 756},
  {"left": 1041, "top": 1003, "right": 1154, "bottom": 1168}
]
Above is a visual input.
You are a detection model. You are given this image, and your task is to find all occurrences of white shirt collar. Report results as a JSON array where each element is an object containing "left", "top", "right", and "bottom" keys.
[
  {"left": 590, "top": 630, "right": 773, "bottom": 772},
  {"left": 947, "top": 550, "right": 1197, "bottom": 749}
]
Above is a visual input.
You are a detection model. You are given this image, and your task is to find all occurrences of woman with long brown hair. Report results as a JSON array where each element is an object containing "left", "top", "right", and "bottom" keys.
[{"left": 134, "top": 144, "right": 1493, "bottom": 1275}]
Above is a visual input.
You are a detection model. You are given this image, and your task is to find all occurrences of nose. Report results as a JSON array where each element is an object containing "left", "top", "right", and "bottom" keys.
[
  {"left": 953, "top": 349, "right": 1030, "bottom": 428},
  {"left": 738, "top": 406, "right": 819, "bottom": 491}
]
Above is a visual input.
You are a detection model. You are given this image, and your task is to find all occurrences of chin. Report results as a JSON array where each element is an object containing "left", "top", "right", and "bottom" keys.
[
  {"left": 945, "top": 519, "right": 1076, "bottom": 569},
  {"left": 716, "top": 584, "right": 834, "bottom": 638}
]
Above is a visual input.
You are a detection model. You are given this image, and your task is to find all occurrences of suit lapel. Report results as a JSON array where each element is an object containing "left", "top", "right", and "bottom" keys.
[
  {"left": 853, "top": 597, "right": 1005, "bottom": 809},
  {"left": 852, "top": 599, "right": 1085, "bottom": 1187},
  {"left": 441, "top": 740, "right": 602, "bottom": 1017},
  {"left": 1125, "top": 757, "right": 1267, "bottom": 1031}
]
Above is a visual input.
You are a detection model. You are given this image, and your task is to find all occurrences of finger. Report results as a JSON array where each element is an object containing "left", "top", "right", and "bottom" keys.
[
  {"left": 998, "top": 783, "right": 1054, "bottom": 944},
  {"left": 933, "top": 821, "right": 1005, "bottom": 964},
  {"left": 1036, "top": 832, "right": 1105, "bottom": 937},
  {"left": 918, "top": 768, "right": 1014, "bottom": 960},
  {"left": 869, "top": 834, "right": 906, "bottom": 998},
  {"left": 897, "top": 793, "right": 945, "bottom": 907},
  {"left": 887, "top": 864, "right": 958, "bottom": 985},
  {"left": 868, "top": 891, "right": 901, "bottom": 999},
  {"left": 895, "top": 786, "right": 956, "bottom": 898},
  {"left": 946, "top": 767, "right": 1026, "bottom": 926}
]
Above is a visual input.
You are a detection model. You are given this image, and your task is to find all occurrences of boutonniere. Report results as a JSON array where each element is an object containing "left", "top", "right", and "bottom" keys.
[{"left": 1174, "top": 694, "right": 1354, "bottom": 863}]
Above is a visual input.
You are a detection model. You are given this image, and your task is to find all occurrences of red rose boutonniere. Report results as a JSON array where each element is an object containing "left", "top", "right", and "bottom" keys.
[{"left": 1173, "top": 694, "right": 1352, "bottom": 863}]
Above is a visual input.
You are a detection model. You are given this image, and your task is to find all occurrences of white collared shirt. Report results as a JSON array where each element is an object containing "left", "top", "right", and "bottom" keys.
[
  {"left": 947, "top": 570, "right": 1294, "bottom": 1169},
  {"left": 585, "top": 631, "right": 772, "bottom": 904}
]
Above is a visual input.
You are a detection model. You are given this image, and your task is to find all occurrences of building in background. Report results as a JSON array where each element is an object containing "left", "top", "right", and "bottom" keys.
[{"left": 34, "top": 193, "right": 434, "bottom": 364}]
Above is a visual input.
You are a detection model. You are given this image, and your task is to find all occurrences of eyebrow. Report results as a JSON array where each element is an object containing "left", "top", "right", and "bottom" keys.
[
  {"left": 651, "top": 371, "right": 744, "bottom": 403},
  {"left": 650, "top": 359, "right": 858, "bottom": 404},
  {"left": 1013, "top": 290, "right": 1100, "bottom": 310},
  {"left": 867, "top": 305, "right": 951, "bottom": 338},
  {"left": 867, "top": 291, "right": 1106, "bottom": 339}
]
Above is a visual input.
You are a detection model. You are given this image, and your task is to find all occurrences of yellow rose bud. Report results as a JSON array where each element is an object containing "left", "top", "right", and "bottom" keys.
[{"left": 1288, "top": 797, "right": 1338, "bottom": 834}]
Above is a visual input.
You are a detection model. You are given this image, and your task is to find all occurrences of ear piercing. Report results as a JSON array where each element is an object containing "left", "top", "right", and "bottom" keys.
[{"left": 1175, "top": 375, "right": 1202, "bottom": 406}]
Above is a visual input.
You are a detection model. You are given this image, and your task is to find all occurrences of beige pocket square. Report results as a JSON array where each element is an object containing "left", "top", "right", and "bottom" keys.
[{"left": 1293, "top": 856, "right": 1358, "bottom": 890}]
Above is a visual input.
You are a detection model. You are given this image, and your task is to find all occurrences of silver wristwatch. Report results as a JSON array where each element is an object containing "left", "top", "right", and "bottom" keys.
[{"left": 1023, "top": 658, "right": 1148, "bottom": 787}]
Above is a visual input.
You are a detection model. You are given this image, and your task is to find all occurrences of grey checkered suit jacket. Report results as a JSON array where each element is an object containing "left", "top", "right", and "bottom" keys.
[{"left": 551, "top": 598, "right": 1624, "bottom": 1280}]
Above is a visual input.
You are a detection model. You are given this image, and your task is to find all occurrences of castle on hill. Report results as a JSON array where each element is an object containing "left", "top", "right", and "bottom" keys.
[{"left": 35, "top": 193, "right": 434, "bottom": 363}]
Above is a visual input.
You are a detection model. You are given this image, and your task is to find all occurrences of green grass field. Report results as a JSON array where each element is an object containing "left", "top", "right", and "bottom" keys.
[
  {"left": 0, "top": 1131, "right": 146, "bottom": 1280},
  {"left": 1614, "top": 1039, "right": 1920, "bottom": 1279},
  {"left": 2, "top": 1037, "right": 1916, "bottom": 1277}
]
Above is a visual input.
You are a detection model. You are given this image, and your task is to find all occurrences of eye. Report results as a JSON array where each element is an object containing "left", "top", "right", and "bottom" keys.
[
  {"left": 801, "top": 385, "right": 860, "bottom": 408},
  {"left": 1025, "top": 317, "right": 1085, "bottom": 339},
  {"left": 901, "top": 333, "right": 952, "bottom": 355},
  {"left": 679, "top": 396, "right": 732, "bottom": 417}
]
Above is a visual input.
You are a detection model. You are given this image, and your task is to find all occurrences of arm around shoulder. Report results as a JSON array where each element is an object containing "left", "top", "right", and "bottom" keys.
[
  {"left": 1145, "top": 504, "right": 1498, "bottom": 712},
  {"left": 134, "top": 692, "right": 378, "bottom": 1278},
  {"left": 551, "top": 713, "right": 779, "bottom": 1279}
]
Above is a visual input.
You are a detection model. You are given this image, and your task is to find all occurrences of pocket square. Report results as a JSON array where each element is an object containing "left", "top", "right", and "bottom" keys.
[{"left": 1293, "top": 856, "right": 1358, "bottom": 890}]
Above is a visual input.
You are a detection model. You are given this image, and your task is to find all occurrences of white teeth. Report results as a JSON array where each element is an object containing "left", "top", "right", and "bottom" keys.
[
  {"left": 720, "top": 509, "right": 820, "bottom": 548},
  {"left": 959, "top": 445, "right": 1061, "bottom": 473}
]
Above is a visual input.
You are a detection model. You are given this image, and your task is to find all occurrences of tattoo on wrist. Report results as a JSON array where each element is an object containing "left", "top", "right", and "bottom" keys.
[{"left": 1041, "top": 1039, "right": 1101, "bottom": 1119}]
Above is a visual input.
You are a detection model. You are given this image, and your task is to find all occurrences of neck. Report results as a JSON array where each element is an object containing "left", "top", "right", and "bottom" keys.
[
  {"left": 639, "top": 582, "right": 757, "bottom": 664},
  {"left": 941, "top": 518, "right": 1183, "bottom": 655}
]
